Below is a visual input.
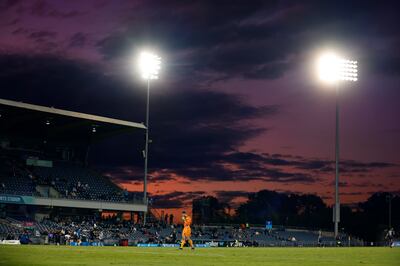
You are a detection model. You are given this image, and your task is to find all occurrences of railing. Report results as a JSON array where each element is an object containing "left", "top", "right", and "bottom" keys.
[
  {"left": 35, "top": 194, "right": 146, "bottom": 205},
  {"left": 0, "top": 191, "right": 146, "bottom": 205}
]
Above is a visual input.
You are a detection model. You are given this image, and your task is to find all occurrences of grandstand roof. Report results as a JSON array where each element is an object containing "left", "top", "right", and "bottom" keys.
[{"left": 0, "top": 98, "right": 146, "bottom": 142}]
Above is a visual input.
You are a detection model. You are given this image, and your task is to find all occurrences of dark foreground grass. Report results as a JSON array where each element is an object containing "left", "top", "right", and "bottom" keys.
[{"left": 0, "top": 245, "right": 399, "bottom": 266}]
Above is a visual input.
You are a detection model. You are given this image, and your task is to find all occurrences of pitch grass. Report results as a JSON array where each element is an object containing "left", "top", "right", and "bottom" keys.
[{"left": 0, "top": 246, "right": 399, "bottom": 266}]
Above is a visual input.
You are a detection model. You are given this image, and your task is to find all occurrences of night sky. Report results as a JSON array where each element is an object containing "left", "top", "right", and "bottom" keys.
[{"left": 0, "top": 0, "right": 399, "bottom": 215}]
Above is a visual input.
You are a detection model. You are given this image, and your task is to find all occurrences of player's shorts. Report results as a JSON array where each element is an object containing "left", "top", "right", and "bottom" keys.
[{"left": 182, "top": 226, "right": 191, "bottom": 238}]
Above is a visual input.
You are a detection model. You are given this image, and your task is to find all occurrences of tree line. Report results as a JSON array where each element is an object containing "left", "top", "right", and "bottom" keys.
[{"left": 192, "top": 190, "right": 399, "bottom": 242}]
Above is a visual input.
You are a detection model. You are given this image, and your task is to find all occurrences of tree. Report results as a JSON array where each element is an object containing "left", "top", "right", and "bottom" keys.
[
  {"left": 192, "top": 196, "right": 231, "bottom": 224},
  {"left": 235, "top": 190, "right": 330, "bottom": 229}
]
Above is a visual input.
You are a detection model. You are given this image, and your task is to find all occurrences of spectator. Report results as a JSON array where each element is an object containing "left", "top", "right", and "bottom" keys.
[
  {"left": 318, "top": 230, "right": 322, "bottom": 246},
  {"left": 19, "top": 233, "right": 30, "bottom": 244},
  {"left": 386, "top": 228, "right": 395, "bottom": 247}
]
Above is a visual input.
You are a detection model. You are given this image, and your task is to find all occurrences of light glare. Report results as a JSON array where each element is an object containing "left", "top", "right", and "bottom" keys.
[
  {"left": 138, "top": 52, "right": 161, "bottom": 80},
  {"left": 318, "top": 52, "right": 358, "bottom": 83}
]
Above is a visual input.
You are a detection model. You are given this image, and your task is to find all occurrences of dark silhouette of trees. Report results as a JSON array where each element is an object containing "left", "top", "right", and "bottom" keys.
[
  {"left": 192, "top": 196, "right": 231, "bottom": 224},
  {"left": 235, "top": 190, "right": 331, "bottom": 229},
  {"left": 193, "top": 189, "right": 399, "bottom": 242},
  {"left": 341, "top": 192, "right": 399, "bottom": 242}
]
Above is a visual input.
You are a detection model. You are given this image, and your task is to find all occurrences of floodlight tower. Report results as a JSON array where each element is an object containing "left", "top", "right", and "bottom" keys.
[
  {"left": 138, "top": 51, "right": 161, "bottom": 208},
  {"left": 317, "top": 52, "right": 358, "bottom": 238}
]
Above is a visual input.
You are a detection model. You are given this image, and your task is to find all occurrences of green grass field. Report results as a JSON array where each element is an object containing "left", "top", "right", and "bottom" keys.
[{"left": 0, "top": 246, "right": 399, "bottom": 266}]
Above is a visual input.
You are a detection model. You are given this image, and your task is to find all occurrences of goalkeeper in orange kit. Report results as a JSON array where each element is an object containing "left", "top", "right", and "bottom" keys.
[{"left": 179, "top": 211, "right": 195, "bottom": 250}]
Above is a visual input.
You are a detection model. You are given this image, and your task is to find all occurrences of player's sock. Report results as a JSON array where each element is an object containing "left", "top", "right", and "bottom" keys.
[
  {"left": 180, "top": 240, "right": 186, "bottom": 249},
  {"left": 189, "top": 239, "right": 194, "bottom": 249}
]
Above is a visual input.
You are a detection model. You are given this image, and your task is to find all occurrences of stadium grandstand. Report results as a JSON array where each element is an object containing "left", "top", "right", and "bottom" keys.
[{"left": 0, "top": 98, "right": 150, "bottom": 242}]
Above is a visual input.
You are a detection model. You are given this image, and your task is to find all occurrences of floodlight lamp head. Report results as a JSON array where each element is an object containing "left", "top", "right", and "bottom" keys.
[
  {"left": 318, "top": 52, "right": 358, "bottom": 83},
  {"left": 138, "top": 51, "right": 161, "bottom": 80}
]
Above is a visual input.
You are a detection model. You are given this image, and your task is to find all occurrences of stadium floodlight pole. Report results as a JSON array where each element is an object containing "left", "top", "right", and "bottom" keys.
[
  {"left": 138, "top": 51, "right": 161, "bottom": 224},
  {"left": 386, "top": 194, "right": 392, "bottom": 229},
  {"left": 317, "top": 52, "right": 358, "bottom": 238},
  {"left": 389, "top": 195, "right": 392, "bottom": 229}
]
